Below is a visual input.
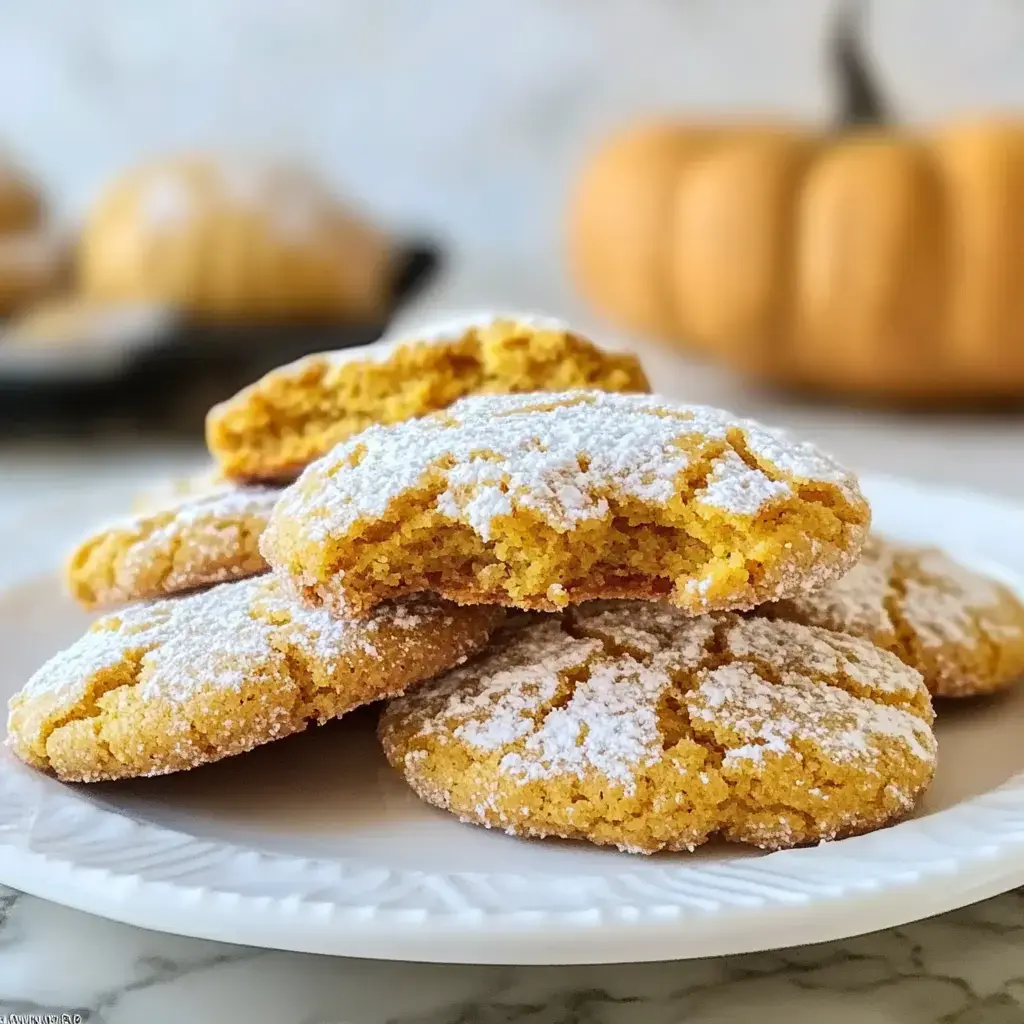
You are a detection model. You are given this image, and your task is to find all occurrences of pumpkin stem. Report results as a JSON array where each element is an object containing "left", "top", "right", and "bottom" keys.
[{"left": 832, "top": 0, "right": 891, "bottom": 127}]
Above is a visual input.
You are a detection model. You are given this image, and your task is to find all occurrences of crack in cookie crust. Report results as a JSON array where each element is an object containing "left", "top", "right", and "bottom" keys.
[
  {"left": 263, "top": 390, "right": 870, "bottom": 618},
  {"left": 379, "top": 602, "right": 935, "bottom": 855},
  {"left": 66, "top": 485, "right": 284, "bottom": 609},
  {"left": 9, "top": 575, "right": 504, "bottom": 781},
  {"left": 761, "top": 536, "right": 1024, "bottom": 698}
]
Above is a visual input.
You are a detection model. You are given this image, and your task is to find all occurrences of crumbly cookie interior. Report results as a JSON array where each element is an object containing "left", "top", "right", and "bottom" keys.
[
  {"left": 207, "top": 319, "right": 649, "bottom": 481},
  {"left": 277, "top": 431, "right": 865, "bottom": 616}
]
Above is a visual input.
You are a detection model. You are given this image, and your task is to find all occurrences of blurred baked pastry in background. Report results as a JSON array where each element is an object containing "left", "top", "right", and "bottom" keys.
[
  {"left": 79, "top": 155, "right": 394, "bottom": 323},
  {"left": 0, "top": 232, "right": 66, "bottom": 317},
  {"left": 0, "top": 156, "right": 43, "bottom": 235}
]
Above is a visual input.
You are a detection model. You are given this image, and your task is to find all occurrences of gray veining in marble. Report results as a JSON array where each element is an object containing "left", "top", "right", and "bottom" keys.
[{"left": 4, "top": 885, "right": 1024, "bottom": 1022}]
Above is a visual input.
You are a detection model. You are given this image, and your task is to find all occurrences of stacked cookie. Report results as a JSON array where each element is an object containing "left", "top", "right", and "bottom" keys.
[
  {"left": 10, "top": 315, "right": 647, "bottom": 783},
  {"left": 9, "top": 314, "right": 1024, "bottom": 857}
]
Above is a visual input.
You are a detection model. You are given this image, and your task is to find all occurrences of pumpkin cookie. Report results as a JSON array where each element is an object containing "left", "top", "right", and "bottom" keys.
[
  {"left": 206, "top": 314, "right": 650, "bottom": 483},
  {"left": 9, "top": 575, "right": 503, "bottom": 782},
  {"left": 761, "top": 536, "right": 1024, "bottom": 698},
  {"left": 262, "top": 390, "right": 870, "bottom": 617},
  {"left": 67, "top": 484, "right": 282, "bottom": 609},
  {"left": 380, "top": 602, "right": 936, "bottom": 854}
]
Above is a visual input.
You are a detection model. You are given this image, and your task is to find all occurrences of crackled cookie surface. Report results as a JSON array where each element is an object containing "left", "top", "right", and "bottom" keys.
[
  {"left": 206, "top": 314, "right": 650, "bottom": 482},
  {"left": 9, "top": 575, "right": 503, "bottom": 782},
  {"left": 67, "top": 484, "right": 283, "bottom": 609},
  {"left": 762, "top": 536, "right": 1024, "bottom": 698},
  {"left": 262, "top": 389, "right": 870, "bottom": 617},
  {"left": 380, "top": 602, "right": 936, "bottom": 854}
]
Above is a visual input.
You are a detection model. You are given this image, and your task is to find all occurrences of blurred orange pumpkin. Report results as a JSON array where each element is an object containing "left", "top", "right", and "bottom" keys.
[{"left": 568, "top": 119, "right": 1024, "bottom": 403}]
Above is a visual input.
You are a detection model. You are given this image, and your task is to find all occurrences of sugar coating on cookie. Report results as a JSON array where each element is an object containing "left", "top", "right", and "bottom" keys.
[
  {"left": 762, "top": 536, "right": 1024, "bottom": 698},
  {"left": 262, "top": 389, "right": 870, "bottom": 617},
  {"left": 379, "top": 603, "right": 936, "bottom": 854},
  {"left": 66, "top": 485, "right": 283, "bottom": 609},
  {"left": 9, "top": 575, "right": 503, "bottom": 782},
  {"left": 205, "top": 314, "right": 650, "bottom": 483}
]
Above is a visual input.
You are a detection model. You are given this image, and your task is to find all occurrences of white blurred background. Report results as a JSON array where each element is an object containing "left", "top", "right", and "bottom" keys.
[
  {"left": 3, "top": 0, "right": 1024, "bottom": 510},
  {"left": 4, "top": 2, "right": 1024, "bottom": 285}
]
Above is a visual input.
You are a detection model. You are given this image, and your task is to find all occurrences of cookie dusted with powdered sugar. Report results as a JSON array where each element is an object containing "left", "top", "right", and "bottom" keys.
[
  {"left": 66, "top": 484, "right": 283, "bottom": 609},
  {"left": 379, "top": 602, "right": 936, "bottom": 854},
  {"left": 761, "top": 536, "right": 1024, "bottom": 698},
  {"left": 262, "top": 390, "right": 870, "bottom": 617},
  {"left": 206, "top": 313, "right": 649, "bottom": 483},
  {"left": 9, "top": 575, "right": 503, "bottom": 782}
]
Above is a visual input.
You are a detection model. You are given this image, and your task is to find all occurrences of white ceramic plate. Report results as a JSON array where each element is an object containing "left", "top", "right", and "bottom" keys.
[{"left": 3, "top": 474, "right": 1024, "bottom": 965}]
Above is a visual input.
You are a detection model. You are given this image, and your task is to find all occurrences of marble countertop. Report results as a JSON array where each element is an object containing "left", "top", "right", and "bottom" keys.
[
  {"left": 4, "top": 258, "right": 1024, "bottom": 1021},
  {"left": 3, "top": 885, "right": 1024, "bottom": 1022}
]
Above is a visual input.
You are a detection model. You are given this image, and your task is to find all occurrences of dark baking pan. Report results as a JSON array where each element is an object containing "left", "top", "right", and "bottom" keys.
[{"left": 0, "top": 242, "right": 441, "bottom": 437}]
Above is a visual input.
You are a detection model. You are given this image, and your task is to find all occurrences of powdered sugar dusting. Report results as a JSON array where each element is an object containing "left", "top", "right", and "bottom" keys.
[
  {"left": 903, "top": 547, "right": 1021, "bottom": 647},
  {"left": 723, "top": 614, "right": 922, "bottom": 698},
  {"left": 741, "top": 422, "right": 858, "bottom": 501},
  {"left": 390, "top": 602, "right": 934, "bottom": 799},
  {"left": 73, "top": 485, "right": 283, "bottom": 605},
  {"left": 571, "top": 600, "right": 716, "bottom": 667},
  {"left": 267, "top": 391, "right": 859, "bottom": 548},
  {"left": 500, "top": 658, "right": 668, "bottom": 787},
  {"left": 423, "top": 621, "right": 602, "bottom": 751},
  {"left": 17, "top": 576, "right": 438, "bottom": 709},
  {"left": 691, "top": 663, "right": 934, "bottom": 769},
  {"left": 789, "top": 543, "right": 895, "bottom": 637},
  {"left": 697, "top": 450, "right": 792, "bottom": 515},
  {"left": 769, "top": 537, "right": 1024, "bottom": 653},
  {"left": 398, "top": 311, "right": 574, "bottom": 348},
  {"left": 312, "top": 311, "right": 623, "bottom": 369},
  {"left": 169, "top": 486, "right": 281, "bottom": 526}
]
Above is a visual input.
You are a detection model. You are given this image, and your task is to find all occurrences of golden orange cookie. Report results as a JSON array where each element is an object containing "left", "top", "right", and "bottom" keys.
[
  {"left": 66, "top": 485, "right": 282, "bottom": 609},
  {"left": 380, "top": 602, "right": 936, "bottom": 854},
  {"left": 8, "top": 575, "right": 503, "bottom": 782},
  {"left": 761, "top": 536, "right": 1024, "bottom": 698},
  {"left": 206, "top": 314, "right": 651, "bottom": 483},
  {"left": 261, "top": 389, "right": 870, "bottom": 617}
]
